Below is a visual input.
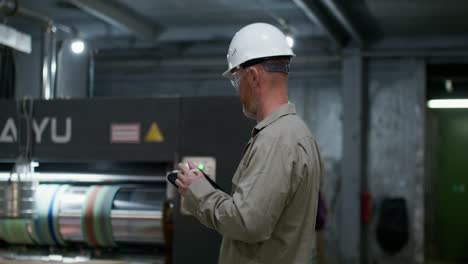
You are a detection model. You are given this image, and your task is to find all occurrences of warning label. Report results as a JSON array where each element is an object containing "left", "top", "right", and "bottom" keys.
[
  {"left": 145, "top": 122, "right": 164, "bottom": 143},
  {"left": 110, "top": 123, "right": 140, "bottom": 143}
]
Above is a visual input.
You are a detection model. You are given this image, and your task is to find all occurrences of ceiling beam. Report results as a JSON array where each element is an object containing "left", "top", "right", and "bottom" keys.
[
  {"left": 320, "top": 0, "right": 363, "bottom": 44},
  {"left": 67, "top": 0, "right": 162, "bottom": 40},
  {"left": 292, "top": 0, "right": 348, "bottom": 47}
]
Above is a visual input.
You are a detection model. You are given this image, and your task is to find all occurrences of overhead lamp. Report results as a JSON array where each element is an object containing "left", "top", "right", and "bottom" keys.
[
  {"left": 71, "top": 39, "right": 85, "bottom": 54},
  {"left": 427, "top": 99, "right": 468, "bottom": 109},
  {"left": 445, "top": 79, "right": 453, "bottom": 93}
]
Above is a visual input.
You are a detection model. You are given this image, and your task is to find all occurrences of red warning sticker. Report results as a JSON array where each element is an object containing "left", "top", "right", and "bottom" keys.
[{"left": 110, "top": 123, "right": 140, "bottom": 143}]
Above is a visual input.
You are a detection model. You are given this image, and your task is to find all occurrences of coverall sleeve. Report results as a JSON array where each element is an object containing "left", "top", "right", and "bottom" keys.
[{"left": 184, "top": 134, "right": 294, "bottom": 243}]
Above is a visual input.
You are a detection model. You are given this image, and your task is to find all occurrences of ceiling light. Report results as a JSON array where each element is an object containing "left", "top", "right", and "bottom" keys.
[
  {"left": 286, "top": 35, "right": 294, "bottom": 48},
  {"left": 427, "top": 99, "right": 468, "bottom": 108},
  {"left": 71, "top": 40, "right": 85, "bottom": 54},
  {"left": 445, "top": 79, "right": 453, "bottom": 93}
]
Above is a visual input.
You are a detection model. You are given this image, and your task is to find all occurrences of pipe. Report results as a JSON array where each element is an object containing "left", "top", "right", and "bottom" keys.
[
  {"left": 16, "top": 6, "right": 52, "bottom": 25},
  {"left": 320, "top": 0, "right": 363, "bottom": 44},
  {"left": 87, "top": 48, "right": 95, "bottom": 97},
  {"left": 0, "top": 0, "right": 17, "bottom": 16},
  {"left": 95, "top": 55, "right": 342, "bottom": 69},
  {"left": 292, "top": 0, "right": 347, "bottom": 47},
  {"left": 41, "top": 26, "right": 53, "bottom": 99},
  {"left": 50, "top": 27, "right": 58, "bottom": 98},
  {"left": 361, "top": 49, "right": 468, "bottom": 58},
  {"left": 4, "top": 5, "right": 76, "bottom": 99},
  {"left": 16, "top": 7, "right": 76, "bottom": 36}
]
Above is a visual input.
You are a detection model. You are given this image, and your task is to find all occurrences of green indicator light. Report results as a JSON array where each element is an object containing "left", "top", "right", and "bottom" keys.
[{"left": 198, "top": 164, "right": 205, "bottom": 170}]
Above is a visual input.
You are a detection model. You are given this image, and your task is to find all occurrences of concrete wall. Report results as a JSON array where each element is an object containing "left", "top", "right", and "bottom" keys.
[{"left": 366, "top": 59, "right": 426, "bottom": 263}]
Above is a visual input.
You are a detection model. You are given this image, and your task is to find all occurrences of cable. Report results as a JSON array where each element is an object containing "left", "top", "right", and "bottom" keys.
[
  {"left": 8, "top": 97, "right": 34, "bottom": 183},
  {"left": 0, "top": 45, "right": 16, "bottom": 99},
  {"left": 22, "top": 97, "right": 33, "bottom": 161}
]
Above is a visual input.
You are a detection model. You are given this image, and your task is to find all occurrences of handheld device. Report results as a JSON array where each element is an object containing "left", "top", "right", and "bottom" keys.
[{"left": 167, "top": 168, "right": 223, "bottom": 192}]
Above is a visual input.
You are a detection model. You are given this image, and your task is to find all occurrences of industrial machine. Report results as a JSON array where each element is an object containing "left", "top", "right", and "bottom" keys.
[{"left": 0, "top": 97, "right": 253, "bottom": 263}]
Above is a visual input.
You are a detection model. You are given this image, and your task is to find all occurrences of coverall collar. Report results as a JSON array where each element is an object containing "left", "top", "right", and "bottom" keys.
[{"left": 252, "top": 103, "right": 296, "bottom": 136}]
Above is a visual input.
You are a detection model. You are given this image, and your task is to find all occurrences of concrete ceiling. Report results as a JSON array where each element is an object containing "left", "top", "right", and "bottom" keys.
[
  {"left": 7, "top": 0, "right": 468, "bottom": 49},
  {"left": 342, "top": 0, "right": 468, "bottom": 37},
  {"left": 13, "top": 0, "right": 322, "bottom": 42}
]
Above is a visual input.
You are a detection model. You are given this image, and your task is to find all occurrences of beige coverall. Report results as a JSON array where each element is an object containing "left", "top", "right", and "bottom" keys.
[{"left": 185, "top": 103, "right": 322, "bottom": 264}]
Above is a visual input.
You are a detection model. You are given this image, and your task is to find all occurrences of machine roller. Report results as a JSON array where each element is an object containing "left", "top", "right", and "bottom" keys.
[{"left": 0, "top": 183, "right": 170, "bottom": 251}]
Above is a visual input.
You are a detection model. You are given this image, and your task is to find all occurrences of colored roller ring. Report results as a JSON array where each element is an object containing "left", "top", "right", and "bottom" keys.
[
  {"left": 51, "top": 185, "right": 69, "bottom": 246},
  {"left": 81, "top": 185, "right": 102, "bottom": 247},
  {"left": 93, "top": 185, "right": 120, "bottom": 247},
  {"left": 92, "top": 186, "right": 107, "bottom": 246},
  {"left": 47, "top": 185, "right": 60, "bottom": 245},
  {"left": 103, "top": 186, "right": 120, "bottom": 246},
  {"left": 31, "top": 184, "right": 61, "bottom": 245}
]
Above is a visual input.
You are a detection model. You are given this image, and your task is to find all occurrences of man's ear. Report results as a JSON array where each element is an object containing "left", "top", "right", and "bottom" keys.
[{"left": 246, "top": 66, "right": 261, "bottom": 89}]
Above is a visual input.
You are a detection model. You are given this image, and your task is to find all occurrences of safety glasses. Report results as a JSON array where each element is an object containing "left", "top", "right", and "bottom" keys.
[{"left": 229, "top": 70, "right": 244, "bottom": 92}]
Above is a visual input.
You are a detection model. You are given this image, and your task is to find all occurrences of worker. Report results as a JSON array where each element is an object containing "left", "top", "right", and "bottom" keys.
[{"left": 175, "top": 22, "right": 323, "bottom": 264}]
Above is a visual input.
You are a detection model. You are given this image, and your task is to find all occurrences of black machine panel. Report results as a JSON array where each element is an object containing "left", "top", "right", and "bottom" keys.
[
  {"left": 0, "top": 98, "right": 180, "bottom": 162},
  {"left": 174, "top": 97, "right": 255, "bottom": 264}
]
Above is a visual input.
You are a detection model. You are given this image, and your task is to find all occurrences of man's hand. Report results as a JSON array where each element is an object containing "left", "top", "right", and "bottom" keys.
[{"left": 175, "top": 161, "right": 204, "bottom": 195}]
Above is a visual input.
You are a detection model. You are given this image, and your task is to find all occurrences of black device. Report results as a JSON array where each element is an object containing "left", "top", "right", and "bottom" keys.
[{"left": 167, "top": 168, "right": 224, "bottom": 192}]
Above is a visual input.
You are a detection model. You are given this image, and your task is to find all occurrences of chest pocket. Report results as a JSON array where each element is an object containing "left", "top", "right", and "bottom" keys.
[{"left": 231, "top": 137, "right": 256, "bottom": 193}]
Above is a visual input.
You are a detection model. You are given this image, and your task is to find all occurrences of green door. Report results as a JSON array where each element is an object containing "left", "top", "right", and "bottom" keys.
[{"left": 433, "top": 110, "right": 468, "bottom": 262}]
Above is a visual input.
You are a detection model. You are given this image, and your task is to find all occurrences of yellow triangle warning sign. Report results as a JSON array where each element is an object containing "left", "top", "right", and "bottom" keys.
[{"left": 145, "top": 122, "right": 164, "bottom": 142}]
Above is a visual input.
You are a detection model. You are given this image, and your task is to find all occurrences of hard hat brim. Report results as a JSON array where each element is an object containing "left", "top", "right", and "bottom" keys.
[
  {"left": 222, "top": 69, "right": 233, "bottom": 78},
  {"left": 221, "top": 53, "right": 295, "bottom": 78}
]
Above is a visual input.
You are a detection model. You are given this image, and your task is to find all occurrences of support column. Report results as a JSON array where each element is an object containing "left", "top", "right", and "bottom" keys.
[{"left": 340, "top": 51, "right": 367, "bottom": 264}]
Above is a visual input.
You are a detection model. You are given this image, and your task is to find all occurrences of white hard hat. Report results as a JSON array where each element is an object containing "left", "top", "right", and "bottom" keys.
[{"left": 222, "top": 23, "right": 295, "bottom": 78}]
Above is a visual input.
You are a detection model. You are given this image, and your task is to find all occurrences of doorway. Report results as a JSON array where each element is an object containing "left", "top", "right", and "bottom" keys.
[{"left": 426, "top": 64, "right": 468, "bottom": 263}]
